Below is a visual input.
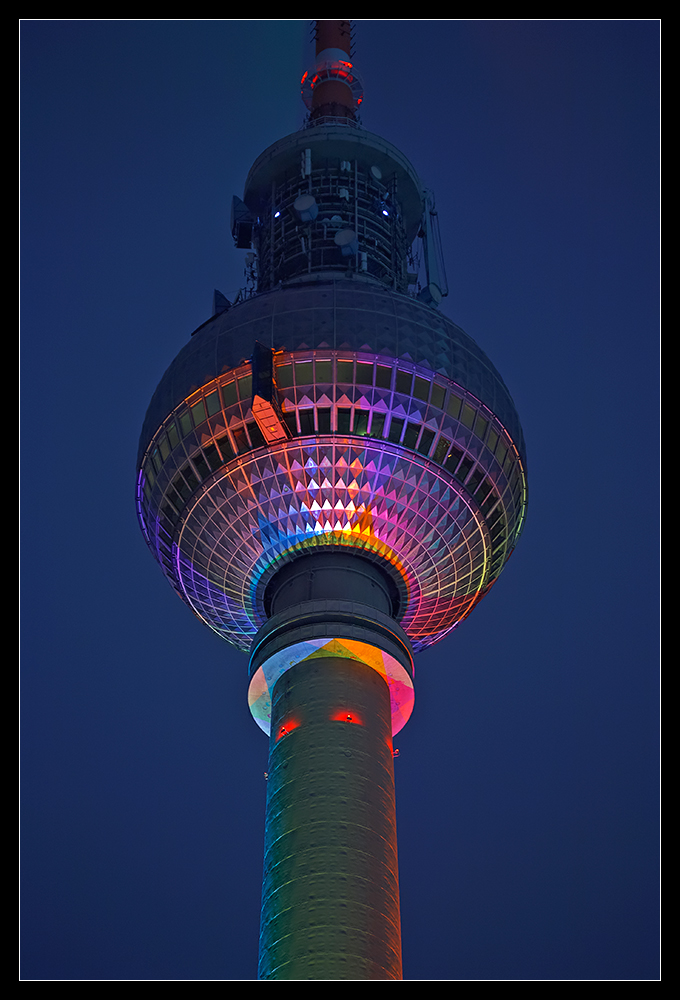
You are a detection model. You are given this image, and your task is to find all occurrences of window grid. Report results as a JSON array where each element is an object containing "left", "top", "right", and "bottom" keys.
[{"left": 139, "top": 351, "right": 527, "bottom": 593}]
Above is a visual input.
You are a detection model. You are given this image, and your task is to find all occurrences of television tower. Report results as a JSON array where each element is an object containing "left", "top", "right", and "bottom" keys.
[{"left": 136, "top": 20, "right": 527, "bottom": 980}]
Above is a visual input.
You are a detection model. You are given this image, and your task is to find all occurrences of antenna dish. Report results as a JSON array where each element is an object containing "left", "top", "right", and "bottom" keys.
[
  {"left": 334, "top": 228, "right": 359, "bottom": 255},
  {"left": 293, "top": 194, "right": 318, "bottom": 222}
]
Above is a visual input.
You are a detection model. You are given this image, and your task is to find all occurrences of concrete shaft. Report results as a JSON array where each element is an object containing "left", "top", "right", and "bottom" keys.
[{"left": 257, "top": 654, "right": 402, "bottom": 980}]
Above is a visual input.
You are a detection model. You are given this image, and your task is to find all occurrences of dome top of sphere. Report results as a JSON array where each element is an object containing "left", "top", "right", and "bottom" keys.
[{"left": 138, "top": 281, "right": 526, "bottom": 469}]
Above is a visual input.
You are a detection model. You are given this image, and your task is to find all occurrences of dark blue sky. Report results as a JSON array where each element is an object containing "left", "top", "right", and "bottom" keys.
[{"left": 21, "top": 20, "right": 659, "bottom": 981}]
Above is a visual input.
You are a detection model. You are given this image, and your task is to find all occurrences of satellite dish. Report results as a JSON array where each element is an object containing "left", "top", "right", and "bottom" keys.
[
  {"left": 334, "top": 228, "right": 359, "bottom": 256},
  {"left": 418, "top": 282, "right": 443, "bottom": 306},
  {"left": 293, "top": 194, "right": 318, "bottom": 222}
]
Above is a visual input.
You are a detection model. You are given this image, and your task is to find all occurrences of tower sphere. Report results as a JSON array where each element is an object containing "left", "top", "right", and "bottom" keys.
[{"left": 136, "top": 273, "right": 527, "bottom": 656}]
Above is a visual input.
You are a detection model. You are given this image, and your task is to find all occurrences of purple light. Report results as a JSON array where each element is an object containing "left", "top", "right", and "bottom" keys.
[{"left": 167, "top": 437, "right": 493, "bottom": 653}]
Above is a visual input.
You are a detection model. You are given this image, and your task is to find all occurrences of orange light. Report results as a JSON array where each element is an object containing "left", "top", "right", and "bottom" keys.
[{"left": 252, "top": 396, "right": 289, "bottom": 444}]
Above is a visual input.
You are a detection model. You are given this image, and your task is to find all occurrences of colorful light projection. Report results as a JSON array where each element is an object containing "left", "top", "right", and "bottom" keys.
[
  {"left": 137, "top": 334, "right": 527, "bottom": 660},
  {"left": 248, "top": 637, "right": 414, "bottom": 737},
  {"left": 171, "top": 435, "right": 492, "bottom": 653}
]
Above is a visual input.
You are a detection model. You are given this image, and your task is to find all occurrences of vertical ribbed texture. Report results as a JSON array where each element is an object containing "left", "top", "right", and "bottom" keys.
[{"left": 258, "top": 656, "right": 402, "bottom": 980}]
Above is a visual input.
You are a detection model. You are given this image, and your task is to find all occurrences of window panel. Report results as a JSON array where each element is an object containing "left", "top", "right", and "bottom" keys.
[
  {"left": 403, "top": 422, "right": 419, "bottom": 449},
  {"left": 172, "top": 473, "right": 190, "bottom": 501},
  {"left": 417, "top": 428, "right": 435, "bottom": 456},
  {"left": 370, "top": 412, "right": 386, "bottom": 437},
  {"left": 221, "top": 381, "right": 238, "bottom": 407},
  {"left": 388, "top": 416, "right": 404, "bottom": 443},
  {"left": 375, "top": 365, "right": 392, "bottom": 389},
  {"left": 167, "top": 422, "right": 179, "bottom": 449},
  {"left": 474, "top": 414, "right": 488, "bottom": 440},
  {"left": 282, "top": 411, "right": 298, "bottom": 436},
  {"left": 461, "top": 403, "right": 476, "bottom": 429},
  {"left": 247, "top": 421, "right": 266, "bottom": 448},
  {"left": 430, "top": 383, "right": 445, "bottom": 409},
  {"left": 193, "top": 452, "right": 211, "bottom": 481},
  {"left": 295, "top": 361, "right": 313, "bottom": 385},
  {"left": 299, "top": 409, "right": 315, "bottom": 434},
  {"left": 206, "top": 391, "right": 221, "bottom": 417},
  {"left": 433, "top": 436, "right": 449, "bottom": 465},
  {"left": 232, "top": 426, "right": 249, "bottom": 453},
  {"left": 237, "top": 375, "right": 252, "bottom": 401},
  {"left": 445, "top": 445, "right": 463, "bottom": 474},
  {"left": 337, "top": 407, "right": 352, "bottom": 433},
  {"left": 203, "top": 443, "right": 223, "bottom": 472},
  {"left": 457, "top": 456, "right": 474, "bottom": 482},
  {"left": 337, "top": 360, "right": 354, "bottom": 384},
  {"left": 191, "top": 399, "right": 207, "bottom": 426},
  {"left": 180, "top": 411, "right": 193, "bottom": 437},
  {"left": 413, "top": 376, "right": 430, "bottom": 402},
  {"left": 275, "top": 364, "right": 293, "bottom": 389},
  {"left": 216, "top": 435, "right": 234, "bottom": 461},
  {"left": 447, "top": 393, "right": 462, "bottom": 419},
  {"left": 356, "top": 362, "right": 373, "bottom": 386},
  {"left": 182, "top": 463, "right": 199, "bottom": 493},
  {"left": 395, "top": 370, "right": 412, "bottom": 395},
  {"left": 315, "top": 360, "right": 332, "bottom": 383},
  {"left": 354, "top": 410, "right": 369, "bottom": 435}
]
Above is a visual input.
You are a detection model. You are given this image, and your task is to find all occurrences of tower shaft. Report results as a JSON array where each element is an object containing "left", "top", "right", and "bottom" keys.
[
  {"left": 250, "top": 552, "right": 414, "bottom": 979},
  {"left": 259, "top": 655, "right": 402, "bottom": 980}
]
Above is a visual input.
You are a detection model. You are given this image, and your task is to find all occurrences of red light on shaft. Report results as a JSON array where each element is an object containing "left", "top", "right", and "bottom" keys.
[
  {"left": 275, "top": 717, "right": 301, "bottom": 741},
  {"left": 330, "top": 709, "right": 364, "bottom": 725}
]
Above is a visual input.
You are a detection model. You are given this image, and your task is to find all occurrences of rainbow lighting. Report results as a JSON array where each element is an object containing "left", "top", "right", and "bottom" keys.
[{"left": 136, "top": 20, "right": 527, "bottom": 981}]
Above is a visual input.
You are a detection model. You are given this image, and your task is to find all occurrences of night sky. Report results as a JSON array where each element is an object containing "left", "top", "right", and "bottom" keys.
[{"left": 21, "top": 20, "right": 659, "bottom": 981}]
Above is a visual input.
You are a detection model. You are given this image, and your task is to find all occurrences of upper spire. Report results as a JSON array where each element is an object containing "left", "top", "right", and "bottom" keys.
[{"left": 301, "top": 20, "right": 363, "bottom": 124}]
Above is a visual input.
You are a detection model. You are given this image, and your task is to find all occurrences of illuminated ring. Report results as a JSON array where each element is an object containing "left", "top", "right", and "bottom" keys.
[
  {"left": 301, "top": 58, "right": 365, "bottom": 109},
  {"left": 249, "top": 623, "right": 414, "bottom": 738}
]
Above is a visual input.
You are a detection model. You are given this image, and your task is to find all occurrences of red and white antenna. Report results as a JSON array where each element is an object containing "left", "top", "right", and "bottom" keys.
[{"left": 301, "top": 19, "right": 363, "bottom": 122}]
